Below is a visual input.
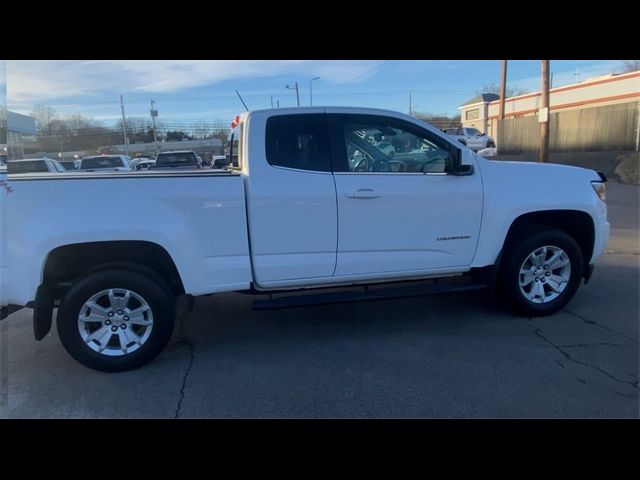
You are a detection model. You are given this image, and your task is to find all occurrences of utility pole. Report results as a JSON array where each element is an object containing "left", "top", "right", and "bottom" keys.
[
  {"left": 498, "top": 60, "right": 507, "bottom": 121},
  {"left": 309, "top": 76, "right": 320, "bottom": 106},
  {"left": 277, "top": 100, "right": 280, "bottom": 108},
  {"left": 270, "top": 96, "right": 274, "bottom": 108},
  {"left": 150, "top": 100, "right": 159, "bottom": 155},
  {"left": 409, "top": 90, "right": 412, "bottom": 116},
  {"left": 286, "top": 82, "right": 300, "bottom": 106},
  {"left": 539, "top": 60, "right": 550, "bottom": 163},
  {"left": 120, "top": 95, "right": 130, "bottom": 156}
]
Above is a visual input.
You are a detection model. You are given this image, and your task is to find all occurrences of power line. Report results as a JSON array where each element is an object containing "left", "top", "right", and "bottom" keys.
[{"left": 315, "top": 61, "right": 390, "bottom": 89}]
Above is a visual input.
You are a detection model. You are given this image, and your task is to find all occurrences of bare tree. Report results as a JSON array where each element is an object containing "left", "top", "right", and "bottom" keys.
[
  {"left": 192, "top": 121, "right": 211, "bottom": 139},
  {"left": 31, "top": 105, "right": 58, "bottom": 135},
  {"left": 615, "top": 60, "right": 640, "bottom": 73},
  {"left": 413, "top": 111, "right": 462, "bottom": 130},
  {"left": 0, "top": 105, "right": 6, "bottom": 144},
  {"left": 477, "top": 83, "right": 528, "bottom": 98}
]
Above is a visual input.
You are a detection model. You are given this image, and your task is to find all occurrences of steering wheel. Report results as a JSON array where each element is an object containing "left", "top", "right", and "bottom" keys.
[{"left": 353, "top": 156, "right": 371, "bottom": 172}]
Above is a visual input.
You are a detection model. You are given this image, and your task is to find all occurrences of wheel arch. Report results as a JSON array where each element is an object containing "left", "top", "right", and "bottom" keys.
[
  {"left": 500, "top": 209, "right": 595, "bottom": 278},
  {"left": 42, "top": 240, "right": 186, "bottom": 299}
]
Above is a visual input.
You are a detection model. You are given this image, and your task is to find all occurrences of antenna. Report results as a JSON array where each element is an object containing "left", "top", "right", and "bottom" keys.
[{"left": 235, "top": 90, "right": 249, "bottom": 111}]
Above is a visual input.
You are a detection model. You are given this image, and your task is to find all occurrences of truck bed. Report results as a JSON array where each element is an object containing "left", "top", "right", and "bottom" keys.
[{"left": 5, "top": 170, "right": 252, "bottom": 305}]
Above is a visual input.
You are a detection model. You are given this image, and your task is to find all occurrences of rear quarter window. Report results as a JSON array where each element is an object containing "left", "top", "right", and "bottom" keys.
[{"left": 265, "top": 114, "right": 331, "bottom": 172}]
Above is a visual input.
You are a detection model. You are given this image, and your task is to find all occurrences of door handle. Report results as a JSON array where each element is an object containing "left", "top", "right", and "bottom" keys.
[{"left": 346, "top": 188, "right": 380, "bottom": 199}]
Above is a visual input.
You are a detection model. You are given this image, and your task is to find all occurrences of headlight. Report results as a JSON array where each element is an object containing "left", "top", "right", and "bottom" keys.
[{"left": 591, "top": 181, "right": 606, "bottom": 202}]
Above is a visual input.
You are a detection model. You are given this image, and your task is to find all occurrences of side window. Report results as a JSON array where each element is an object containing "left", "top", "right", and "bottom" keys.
[
  {"left": 339, "top": 115, "right": 451, "bottom": 174},
  {"left": 265, "top": 114, "right": 331, "bottom": 172}
]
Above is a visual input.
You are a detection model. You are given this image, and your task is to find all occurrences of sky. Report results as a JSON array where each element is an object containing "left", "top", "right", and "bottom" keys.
[{"left": 5, "top": 60, "right": 628, "bottom": 126}]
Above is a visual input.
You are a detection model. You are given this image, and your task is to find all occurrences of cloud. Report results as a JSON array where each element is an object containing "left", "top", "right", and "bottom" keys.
[{"left": 7, "top": 60, "right": 384, "bottom": 105}]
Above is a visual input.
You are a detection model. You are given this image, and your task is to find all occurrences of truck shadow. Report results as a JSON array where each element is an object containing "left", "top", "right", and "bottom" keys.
[
  {"left": 173, "top": 289, "right": 515, "bottom": 354},
  {"left": 169, "top": 257, "right": 640, "bottom": 360}
]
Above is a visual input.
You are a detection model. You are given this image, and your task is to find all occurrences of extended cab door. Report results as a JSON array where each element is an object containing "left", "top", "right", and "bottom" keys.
[
  {"left": 328, "top": 112, "right": 483, "bottom": 277},
  {"left": 243, "top": 111, "right": 338, "bottom": 286}
]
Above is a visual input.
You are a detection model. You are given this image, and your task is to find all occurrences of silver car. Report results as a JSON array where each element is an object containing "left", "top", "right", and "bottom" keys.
[{"left": 8, "top": 158, "right": 66, "bottom": 174}]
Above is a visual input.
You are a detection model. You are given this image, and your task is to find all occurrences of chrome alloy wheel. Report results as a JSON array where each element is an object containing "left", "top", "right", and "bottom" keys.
[
  {"left": 77, "top": 288, "right": 154, "bottom": 356},
  {"left": 519, "top": 246, "right": 572, "bottom": 304}
]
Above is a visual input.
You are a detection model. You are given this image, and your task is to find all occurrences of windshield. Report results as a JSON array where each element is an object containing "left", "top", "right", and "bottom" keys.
[
  {"left": 155, "top": 152, "right": 198, "bottom": 165},
  {"left": 81, "top": 156, "right": 124, "bottom": 169},
  {"left": 8, "top": 160, "right": 49, "bottom": 173}
]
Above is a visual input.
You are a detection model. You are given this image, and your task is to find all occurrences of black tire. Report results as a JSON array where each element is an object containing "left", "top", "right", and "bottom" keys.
[
  {"left": 57, "top": 268, "right": 176, "bottom": 372},
  {"left": 500, "top": 227, "right": 583, "bottom": 317},
  {"left": 487, "top": 141, "right": 496, "bottom": 148}
]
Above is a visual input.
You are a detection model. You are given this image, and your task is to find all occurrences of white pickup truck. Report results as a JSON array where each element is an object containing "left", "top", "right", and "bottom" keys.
[
  {"left": 445, "top": 127, "right": 496, "bottom": 151},
  {"left": 0, "top": 107, "right": 610, "bottom": 372}
]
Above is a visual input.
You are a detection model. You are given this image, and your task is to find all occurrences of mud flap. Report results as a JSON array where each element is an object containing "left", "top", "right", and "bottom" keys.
[{"left": 33, "top": 284, "right": 55, "bottom": 341}]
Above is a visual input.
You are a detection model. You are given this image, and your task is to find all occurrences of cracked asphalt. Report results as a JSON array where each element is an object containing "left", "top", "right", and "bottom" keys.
[{"left": 1, "top": 182, "right": 638, "bottom": 418}]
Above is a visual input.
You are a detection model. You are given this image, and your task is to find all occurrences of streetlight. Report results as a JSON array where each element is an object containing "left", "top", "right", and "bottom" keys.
[
  {"left": 286, "top": 82, "right": 300, "bottom": 107},
  {"left": 309, "top": 76, "right": 320, "bottom": 106}
]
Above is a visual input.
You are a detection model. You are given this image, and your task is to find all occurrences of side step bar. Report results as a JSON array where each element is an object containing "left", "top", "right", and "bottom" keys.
[{"left": 252, "top": 281, "right": 487, "bottom": 310}]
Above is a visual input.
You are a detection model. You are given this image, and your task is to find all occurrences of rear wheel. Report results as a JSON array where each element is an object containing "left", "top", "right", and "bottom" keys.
[
  {"left": 500, "top": 228, "right": 583, "bottom": 316},
  {"left": 487, "top": 141, "right": 496, "bottom": 148},
  {"left": 57, "top": 268, "right": 176, "bottom": 372}
]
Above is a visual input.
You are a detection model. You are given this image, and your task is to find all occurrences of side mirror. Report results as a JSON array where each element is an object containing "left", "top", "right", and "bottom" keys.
[
  {"left": 450, "top": 147, "right": 474, "bottom": 176},
  {"left": 455, "top": 164, "right": 474, "bottom": 175}
]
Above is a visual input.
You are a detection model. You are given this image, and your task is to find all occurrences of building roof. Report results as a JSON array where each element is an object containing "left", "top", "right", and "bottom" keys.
[
  {"left": 460, "top": 93, "right": 500, "bottom": 107},
  {"left": 7, "top": 111, "right": 37, "bottom": 135}
]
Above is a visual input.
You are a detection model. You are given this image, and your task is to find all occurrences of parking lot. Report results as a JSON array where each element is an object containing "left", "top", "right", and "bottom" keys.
[{"left": 0, "top": 181, "right": 637, "bottom": 418}]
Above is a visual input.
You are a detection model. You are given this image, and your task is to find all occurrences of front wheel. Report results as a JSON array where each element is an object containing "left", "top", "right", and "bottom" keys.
[
  {"left": 57, "top": 268, "right": 176, "bottom": 372},
  {"left": 500, "top": 228, "right": 583, "bottom": 316}
]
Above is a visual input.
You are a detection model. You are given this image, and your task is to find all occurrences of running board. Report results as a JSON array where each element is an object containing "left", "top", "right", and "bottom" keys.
[{"left": 252, "top": 281, "right": 487, "bottom": 310}]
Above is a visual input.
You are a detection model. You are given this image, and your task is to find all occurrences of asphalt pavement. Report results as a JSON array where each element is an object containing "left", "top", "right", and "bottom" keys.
[{"left": 1, "top": 181, "right": 638, "bottom": 418}]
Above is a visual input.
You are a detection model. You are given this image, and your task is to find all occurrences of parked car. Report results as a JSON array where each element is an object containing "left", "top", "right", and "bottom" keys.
[
  {"left": 150, "top": 150, "right": 202, "bottom": 170},
  {"left": 7, "top": 158, "right": 66, "bottom": 174},
  {"left": 211, "top": 155, "right": 229, "bottom": 169},
  {"left": 1, "top": 106, "right": 609, "bottom": 372},
  {"left": 59, "top": 160, "right": 80, "bottom": 171},
  {"left": 79, "top": 155, "right": 135, "bottom": 172},
  {"left": 445, "top": 127, "right": 496, "bottom": 151},
  {"left": 130, "top": 157, "right": 154, "bottom": 170},
  {"left": 136, "top": 159, "right": 156, "bottom": 170}
]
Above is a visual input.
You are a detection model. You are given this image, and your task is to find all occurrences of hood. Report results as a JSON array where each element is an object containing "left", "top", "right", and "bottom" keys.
[
  {"left": 478, "top": 156, "right": 604, "bottom": 208},
  {"left": 485, "top": 157, "right": 602, "bottom": 179}
]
